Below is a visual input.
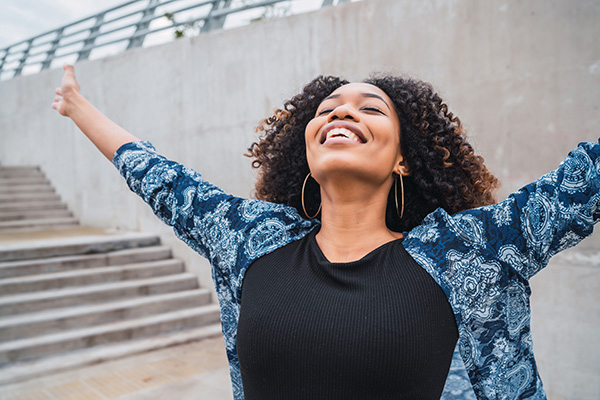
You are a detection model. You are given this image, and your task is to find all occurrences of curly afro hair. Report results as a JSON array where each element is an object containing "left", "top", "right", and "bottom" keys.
[{"left": 246, "top": 75, "right": 499, "bottom": 232}]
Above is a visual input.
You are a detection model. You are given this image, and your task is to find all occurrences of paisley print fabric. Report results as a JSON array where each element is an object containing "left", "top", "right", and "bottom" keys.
[
  {"left": 113, "top": 139, "right": 600, "bottom": 400},
  {"left": 113, "top": 141, "right": 319, "bottom": 399},
  {"left": 405, "top": 140, "right": 600, "bottom": 399}
]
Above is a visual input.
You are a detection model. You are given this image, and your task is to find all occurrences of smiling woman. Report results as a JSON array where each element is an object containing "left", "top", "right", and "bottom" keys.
[
  {"left": 248, "top": 76, "right": 499, "bottom": 235},
  {"left": 52, "top": 65, "right": 600, "bottom": 400}
]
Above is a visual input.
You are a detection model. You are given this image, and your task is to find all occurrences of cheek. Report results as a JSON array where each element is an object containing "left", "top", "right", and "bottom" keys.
[
  {"left": 383, "top": 122, "right": 401, "bottom": 150},
  {"left": 305, "top": 118, "right": 319, "bottom": 141},
  {"left": 304, "top": 118, "right": 323, "bottom": 155},
  {"left": 304, "top": 119, "right": 319, "bottom": 168}
]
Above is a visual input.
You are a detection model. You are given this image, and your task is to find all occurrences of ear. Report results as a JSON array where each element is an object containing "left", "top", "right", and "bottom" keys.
[{"left": 394, "top": 154, "right": 411, "bottom": 176}]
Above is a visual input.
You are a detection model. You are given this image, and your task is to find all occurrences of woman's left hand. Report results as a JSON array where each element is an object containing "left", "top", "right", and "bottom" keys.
[{"left": 52, "top": 64, "right": 80, "bottom": 117}]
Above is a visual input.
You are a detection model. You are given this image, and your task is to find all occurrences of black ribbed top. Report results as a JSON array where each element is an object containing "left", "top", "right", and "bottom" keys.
[{"left": 237, "top": 228, "right": 458, "bottom": 399}]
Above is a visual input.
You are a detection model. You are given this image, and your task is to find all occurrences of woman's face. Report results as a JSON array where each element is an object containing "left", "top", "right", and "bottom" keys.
[{"left": 305, "top": 83, "right": 404, "bottom": 186}]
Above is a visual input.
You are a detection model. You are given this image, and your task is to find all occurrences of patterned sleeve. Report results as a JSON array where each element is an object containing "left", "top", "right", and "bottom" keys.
[
  {"left": 112, "top": 141, "right": 317, "bottom": 285},
  {"left": 468, "top": 139, "right": 600, "bottom": 280}
]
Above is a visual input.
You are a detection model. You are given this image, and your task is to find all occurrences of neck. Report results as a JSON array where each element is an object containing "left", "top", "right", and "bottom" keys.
[{"left": 315, "top": 175, "right": 402, "bottom": 263}]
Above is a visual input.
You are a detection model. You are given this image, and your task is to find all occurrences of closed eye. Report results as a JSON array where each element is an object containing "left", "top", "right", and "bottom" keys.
[
  {"left": 317, "top": 106, "right": 385, "bottom": 116},
  {"left": 362, "top": 107, "right": 385, "bottom": 114}
]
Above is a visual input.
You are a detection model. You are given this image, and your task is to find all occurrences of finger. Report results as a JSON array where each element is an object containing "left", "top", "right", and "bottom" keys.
[
  {"left": 63, "top": 64, "right": 75, "bottom": 76},
  {"left": 55, "top": 87, "right": 62, "bottom": 95},
  {"left": 54, "top": 96, "right": 62, "bottom": 102}
]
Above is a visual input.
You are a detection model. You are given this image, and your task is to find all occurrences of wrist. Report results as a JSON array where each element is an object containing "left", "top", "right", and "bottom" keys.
[{"left": 64, "top": 90, "right": 86, "bottom": 118}]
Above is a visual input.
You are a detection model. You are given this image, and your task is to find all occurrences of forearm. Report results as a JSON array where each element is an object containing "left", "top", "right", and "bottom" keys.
[
  {"left": 67, "top": 91, "right": 139, "bottom": 161},
  {"left": 474, "top": 139, "right": 600, "bottom": 280}
]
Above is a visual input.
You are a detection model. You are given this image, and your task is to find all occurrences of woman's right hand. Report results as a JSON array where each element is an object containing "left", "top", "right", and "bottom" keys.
[
  {"left": 52, "top": 64, "right": 80, "bottom": 117},
  {"left": 50, "top": 63, "right": 139, "bottom": 160}
]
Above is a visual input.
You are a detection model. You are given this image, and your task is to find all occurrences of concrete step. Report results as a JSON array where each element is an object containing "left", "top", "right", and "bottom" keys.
[
  {"left": 0, "top": 177, "right": 49, "bottom": 186},
  {"left": 0, "top": 232, "right": 160, "bottom": 262},
  {"left": 0, "top": 246, "right": 172, "bottom": 279},
  {"left": 0, "top": 259, "right": 186, "bottom": 295},
  {"left": 0, "top": 184, "right": 54, "bottom": 194},
  {"left": 0, "top": 289, "right": 212, "bottom": 341},
  {"left": 0, "top": 209, "right": 72, "bottom": 222},
  {"left": 0, "top": 200, "right": 67, "bottom": 212},
  {"left": 0, "top": 273, "right": 199, "bottom": 316},
  {"left": 0, "top": 323, "right": 223, "bottom": 385},
  {"left": 0, "top": 304, "right": 221, "bottom": 365},
  {"left": 0, "top": 192, "right": 61, "bottom": 203},
  {"left": 0, "top": 166, "right": 43, "bottom": 178},
  {"left": 0, "top": 165, "right": 40, "bottom": 171},
  {"left": 0, "top": 217, "right": 79, "bottom": 231}
]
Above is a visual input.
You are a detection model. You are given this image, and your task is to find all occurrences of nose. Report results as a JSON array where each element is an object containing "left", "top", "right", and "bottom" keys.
[{"left": 327, "top": 104, "right": 360, "bottom": 122}]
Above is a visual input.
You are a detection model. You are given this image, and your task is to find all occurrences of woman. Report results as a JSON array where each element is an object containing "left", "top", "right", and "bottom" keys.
[{"left": 53, "top": 64, "right": 599, "bottom": 399}]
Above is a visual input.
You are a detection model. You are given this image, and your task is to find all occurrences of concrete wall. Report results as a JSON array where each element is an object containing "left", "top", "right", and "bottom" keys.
[{"left": 1, "top": 0, "right": 599, "bottom": 397}]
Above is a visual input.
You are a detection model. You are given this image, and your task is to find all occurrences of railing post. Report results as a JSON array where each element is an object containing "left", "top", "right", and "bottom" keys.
[
  {"left": 0, "top": 47, "right": 9, "bottom": 73},
  {"left": 42, "top": 28, "right": 64, "bottom": 70},
  {"left": 14, "top": 39, "right": 33, "bottom": 77},
  {"left": 127, "top": 0, "right": 160, "bottom": 49},
  {"left": 201, "top": 0, "right": 233, "bottom": 33},
  {"left": 78, "top": 13, "right": 106, "bottom": 61}
]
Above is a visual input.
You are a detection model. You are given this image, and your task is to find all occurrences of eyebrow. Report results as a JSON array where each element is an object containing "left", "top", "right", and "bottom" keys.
[{"left": 322, "top": 93, "right": 391, "bottom": 110}]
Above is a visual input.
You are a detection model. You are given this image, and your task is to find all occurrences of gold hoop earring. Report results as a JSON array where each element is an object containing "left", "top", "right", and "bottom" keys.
[
  {"left": 394, "top": 173, "right": 404, "bottom": 220},
  {"left": 302, "top": 172, "right": 322, "bottom": 219}
]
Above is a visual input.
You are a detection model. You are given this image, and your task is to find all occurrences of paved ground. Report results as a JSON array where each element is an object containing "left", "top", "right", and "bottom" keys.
[
  {"left": 0, "top": 335, "right": 233, "bottom": 400},
  {"left": 0, "top": 227, "right": 128, "bottom": 243}
]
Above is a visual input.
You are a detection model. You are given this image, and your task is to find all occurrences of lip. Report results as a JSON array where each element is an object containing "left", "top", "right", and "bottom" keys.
[{"left": 319, "top": 121, "right": 367, "bottom": 144}]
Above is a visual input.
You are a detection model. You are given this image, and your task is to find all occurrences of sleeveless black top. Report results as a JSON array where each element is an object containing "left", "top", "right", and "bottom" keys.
[{"left": 237, "top": 229, "right": 458, "bottom": 399}]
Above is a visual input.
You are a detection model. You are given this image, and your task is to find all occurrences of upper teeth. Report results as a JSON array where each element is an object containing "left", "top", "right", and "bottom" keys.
[{"left": 325, "top": 128, "right": 362, "bottom": 143}]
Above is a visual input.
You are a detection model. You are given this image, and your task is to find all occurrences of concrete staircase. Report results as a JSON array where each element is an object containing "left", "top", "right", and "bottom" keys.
[
  {"left": 0, "top": 165, "right": 78, "bottom": 230},
  {"left": 0, "top": 166, "right": 223, "bottom": 385},
  {"left": 0, "top": 232, "right": 223, "bottom": 385}
]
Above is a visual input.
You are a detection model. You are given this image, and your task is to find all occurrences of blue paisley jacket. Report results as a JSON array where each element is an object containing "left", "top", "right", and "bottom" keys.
[{"left": 113, "top": 139, "right": 600, "bottom": 400}]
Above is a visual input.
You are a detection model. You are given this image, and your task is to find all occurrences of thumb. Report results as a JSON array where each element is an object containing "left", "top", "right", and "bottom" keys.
[
  {"left": 61, "top": 64, "right": 80, "bottom": 94},
  {"left": 63, "top": 64, "right": 75, "bottom": 76}
]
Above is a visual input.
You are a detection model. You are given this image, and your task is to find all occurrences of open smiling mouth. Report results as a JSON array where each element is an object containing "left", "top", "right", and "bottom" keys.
[{"left": 322, "top": 127, "right": 365, "bottom": 144}]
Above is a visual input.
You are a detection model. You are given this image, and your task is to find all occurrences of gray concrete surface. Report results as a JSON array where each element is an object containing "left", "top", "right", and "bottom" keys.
[
  {"left": 0, "top": 165, "right": 79, "bottom": 230},
  {"left": 0, "top": 0, "right": 599, "bottom": 397},
  {"left": 531, "top": 247, "right": 600, "bottom": 399},
  {"left": 0, "top": 227, "right": 224, "bottom": 385},
  {"left": 0, "top": 335, "right": 233, "bottom": 400}
]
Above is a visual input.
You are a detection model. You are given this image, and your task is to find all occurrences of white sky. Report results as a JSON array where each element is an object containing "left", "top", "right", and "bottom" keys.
[{"left": 0, "top": 0, "right": 335, "bottom": 49}]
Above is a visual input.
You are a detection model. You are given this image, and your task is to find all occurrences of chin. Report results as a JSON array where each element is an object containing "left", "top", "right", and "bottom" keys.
[{"left": 313, "top": 164, "right": 381, "bottom": 185}]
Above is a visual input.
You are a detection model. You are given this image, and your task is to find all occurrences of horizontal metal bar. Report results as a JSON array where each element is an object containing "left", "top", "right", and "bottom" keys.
[
  {"left": 60, "top": 0, "right": 284, "bottom": 56},
  {"left": 56, "top": 0, "right": 217, "bottom": 48},
  {"left": 1, "top": 0, "right": 326, "bottom": 75},
  {"left": 1, "top": 0, "right": 217, "bottom": 58},
  {"left": 1, "top": 0, "right": 144, "bottom": 51},
  {"left": 4, "top": 6, "right": 145, "bottom": 52},
  {"left": 14, "top": 0, "right": 189, "bottom": 51}
]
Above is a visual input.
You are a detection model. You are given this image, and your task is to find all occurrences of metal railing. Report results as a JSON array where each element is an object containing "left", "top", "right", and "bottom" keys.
[{"left": 0, "top": 0, "right": 351, "bottom": 81}]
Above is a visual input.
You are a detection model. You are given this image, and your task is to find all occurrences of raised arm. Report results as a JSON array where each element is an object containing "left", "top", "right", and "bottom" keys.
[
  {"left": 470, "top": 139, "right": 600, "bottom": 279},
  {"left": 52, "top": 64, "right": 139, "bottom": 160},
  {"left": 51, "top": 65, "right": 317, "bottom": 281}
]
